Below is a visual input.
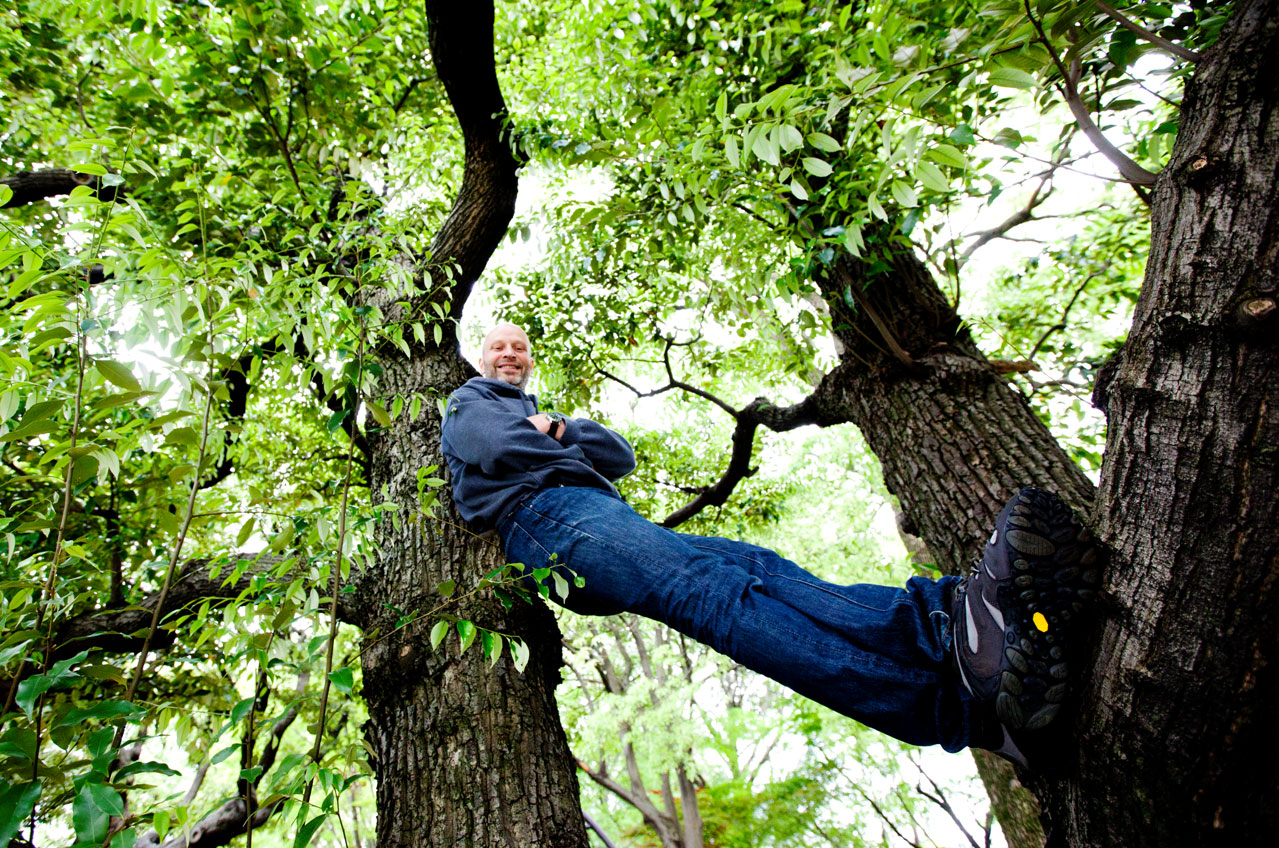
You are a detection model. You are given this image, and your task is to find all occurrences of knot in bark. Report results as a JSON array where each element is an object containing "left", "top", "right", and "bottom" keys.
[{"left": 1232, "top": 296, "right": 1277, "bottom": 335}]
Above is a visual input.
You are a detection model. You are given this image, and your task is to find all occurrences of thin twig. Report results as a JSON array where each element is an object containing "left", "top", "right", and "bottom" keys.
[
  {"left": 1027, "top": 260, "right": 1113, "bottom": 360},
  {"left": 300, "top": 324, "right": 364, "bottom": 816},
  {"left": 912, "top": 760, "right": 982, "bottom": 848},
  {"left": 1095, "top": 1, "right": 1200, "bottom": 63},
  {"left": 1024, "top": 1, "right": 1158, "bottom": 186},
  {"left": 115, "top": 182, "right": 221, "bottom": 749}
]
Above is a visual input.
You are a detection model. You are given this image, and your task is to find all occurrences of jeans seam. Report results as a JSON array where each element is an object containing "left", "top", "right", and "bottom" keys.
[
  {"left": 522, "top": 500, "right": 830, "bottom": 652},
  {"left": 508, "top": 520, "right": 556, "bottom": 567},
  {"left": 686, "top": 541, "right": 894, "bottom": 614}
]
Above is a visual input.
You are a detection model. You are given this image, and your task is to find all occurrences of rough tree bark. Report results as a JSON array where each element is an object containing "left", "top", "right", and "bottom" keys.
[
  {"left": 1040, "top": 1, "right": 1279, "bottom": 844},
  {"left": 346, "top": 2, "right": 588, "bottom": 846},
  {"left": 785, "top": 3, "right": 1276, "bottom": 845}
]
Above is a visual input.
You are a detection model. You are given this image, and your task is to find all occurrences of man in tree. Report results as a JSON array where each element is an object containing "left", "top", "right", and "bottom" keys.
[{"left": 442, "top": 323, "right": 1100, "bottom": 767}]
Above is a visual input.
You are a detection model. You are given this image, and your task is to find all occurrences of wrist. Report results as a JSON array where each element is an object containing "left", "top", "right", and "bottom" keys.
[{"left": 545, "top": 410, "right": 567, "bottom": 440}]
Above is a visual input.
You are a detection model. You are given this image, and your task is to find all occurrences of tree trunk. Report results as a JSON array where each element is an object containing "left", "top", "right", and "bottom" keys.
[
  {"left": 1040, "top": 1, "right": 1279, "bottom": 844},
  {"left": 347, "top": 2, "right": 589, "bottom": 845},
  {"left": 354, "top": 352, "right": 587, "bottom": 848}
]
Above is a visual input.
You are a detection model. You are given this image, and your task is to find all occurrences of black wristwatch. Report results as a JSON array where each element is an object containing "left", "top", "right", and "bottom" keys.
[{"left": 545, "top": 410, "right": 567, "bottom": 440}]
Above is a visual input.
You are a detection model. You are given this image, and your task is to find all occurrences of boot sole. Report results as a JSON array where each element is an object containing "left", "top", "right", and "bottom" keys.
[{"left": 992, "top": 488, "right": 1100, "bottom": 734}]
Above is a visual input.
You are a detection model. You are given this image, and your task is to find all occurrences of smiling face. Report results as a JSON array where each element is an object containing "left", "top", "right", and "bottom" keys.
[{"left": 478, "top": 323, "right": 533, "bottom": 390}]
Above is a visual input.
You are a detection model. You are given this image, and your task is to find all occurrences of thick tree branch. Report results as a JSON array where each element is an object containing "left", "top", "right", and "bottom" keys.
[
  {"left": 0, "top": 169, "right": 124, "bottom": 208},
  {"left": 16, "top": 555, "right": 357, "bottom": 674},
  {"left": 659, "top": 412, "right": 759, "bottom": 528},
  {"left": 600, "top": 349, "right": 864, "bottom": 528},
  {"left": 421, "top": 0, "right": 519, "bottom": 323},
  {"left": 130, "top": 674, "right": 310, "bottom": 848}
]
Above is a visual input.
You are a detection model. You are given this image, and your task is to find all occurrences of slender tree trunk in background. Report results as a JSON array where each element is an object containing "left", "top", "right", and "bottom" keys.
[
  {"left": 798, "top": 241, "right": 1092, "bottom": 848},
  {"left": 347, "top": 2, "right": 588, "bottom": 845},
  {"left": 1040, "top": 1, "right": 1279, "bottom": 844}
]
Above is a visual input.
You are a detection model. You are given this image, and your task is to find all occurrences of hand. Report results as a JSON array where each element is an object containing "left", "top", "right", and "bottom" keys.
[{"left": 527, "top": 414, "right": 564, "bottom": 440}]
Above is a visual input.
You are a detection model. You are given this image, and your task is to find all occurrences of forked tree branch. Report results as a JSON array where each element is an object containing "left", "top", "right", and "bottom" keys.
[{"left": 1023, "top": 2, "right": 1159, "bottom": 186}]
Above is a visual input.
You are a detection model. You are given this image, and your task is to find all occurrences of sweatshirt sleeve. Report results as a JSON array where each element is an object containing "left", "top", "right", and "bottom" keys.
[
  {"left": 443, "top": 389, "right": 590, "bottom": 474},
  {"left": 557, "top": 417, "right": 637, "bottom": 481}
]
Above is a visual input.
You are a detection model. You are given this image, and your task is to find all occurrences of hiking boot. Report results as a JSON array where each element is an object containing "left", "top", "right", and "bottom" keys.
[{"left": 951, "top": 486, "right": 1100, "bottom": 767}]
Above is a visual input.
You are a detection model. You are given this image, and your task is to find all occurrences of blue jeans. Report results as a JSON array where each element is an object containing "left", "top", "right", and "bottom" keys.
[{"left": 498, "top": 486, "right": 981, "bottom": 752}]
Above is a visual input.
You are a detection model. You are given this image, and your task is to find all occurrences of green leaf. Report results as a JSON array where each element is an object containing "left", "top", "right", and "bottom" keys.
[
  {"left": 95, "top": 359, "right": 141, "bottom": 391},
  {"left": 0, "top": 185, "right": 12, "bottom": 207},
  {"left": 481, "top": 630, "right": 501, "bottom": 667},
  {"left": 552, "top": 571, "right": 570, "bottom": 601},
  {"left": 429, "top": 620, "right": 449, "bottom": 651},
  {"left": 15, "top": 649, "right": 89, "bottom": 718},
  {"left": 988, "top": 67, "right": 1036, "bottom": 89},
  {"left": 366, "top": 401, "right": 392, "bottom": 428},
  {"left": 73, "top": 784, "right": 110, "bottom": 845},
  {"left": 0, "top": 781, "right": 41, "bottom": 847},
  {"left": 56, "top": 700, "right": 143, "bottom": 727},
  {"left": 326, "top": 409, "right": 351, "bottom": 432},
  {"left": 927, "top": 144, "right": 968, "bottom": 169},
  {"left": 916, "top": 160, "right": 950, "bottom": 192},
  {"left": 801, "top": 157, "right": 833, "bottom": 178},
  {"left": 777, "top": 124, "right": 803, "bottom": 152},
  {"left": 0, "top": 419, "right": 57, "bottom": 443},
  {"left": 949, "top": 125, "right": 977, "bottom": 146},
  {"left": 750, "top": 129, "right": 776, "bottom": 166},
  {"left": 152, "top": 810, "right": 170, "bottom": 840},
  {"left": 724, "top": 136, "right": 740, "bottom": 168},
  {"left": 166, "top": 427, "right": 199, "bottom": 447},
  {"left": 327, "top": 667, "right": 354, "bottom": 694},
  {"left": 456, "top": 620, "right": 477, "bottom": 654},
  {"left": 230, "top": 696, "right": 255, "bottom": 725},
  {"left": 867, "top": 193, "right": 887, "bottom": 221},
  {"left": 20, "top": 399, "right": 64, "bottom": 424},
  {"left": 890, "top": 181, "right": 919, "bottom": 208},
  {"left": 209, "top": 744, "right": 239, "bottom": 765},
  {"left": 992, "top": 127, "right": 1025, "bottom": 148},
  {"left": 806, "top": 132, "right": 841, "bottom": 153},
  {"left": 114, "top": 761, "right": 181, "bottom": 780},
  {"left": 511, "top": 639, "right": 530, "bottom": 674},
  {"left": 294, "top": 814, "right": 327, "bottom": 848},
  {"left": 87, "top": 782, "right": 123, "bottom": 817},
  {"left": 236, "top": 517, "right": 256, "bottom": 547},
  {"left": 436, "top": 579, "right": 456, "bottom": 598}
]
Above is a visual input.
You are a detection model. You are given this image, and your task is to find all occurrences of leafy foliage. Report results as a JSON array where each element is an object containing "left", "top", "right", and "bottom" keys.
[{"left": 2, "top": 0, "right": 1218, "bottom": 845}]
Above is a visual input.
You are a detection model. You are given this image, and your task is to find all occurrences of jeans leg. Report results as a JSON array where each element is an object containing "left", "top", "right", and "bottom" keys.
[{"left": 500, "top": 486, "right": 976, "bottom": 751}]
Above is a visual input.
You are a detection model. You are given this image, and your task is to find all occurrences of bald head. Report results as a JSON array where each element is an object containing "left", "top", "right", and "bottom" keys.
[{"left": 478, "top": 323, "right": 533, "bottom": 390}]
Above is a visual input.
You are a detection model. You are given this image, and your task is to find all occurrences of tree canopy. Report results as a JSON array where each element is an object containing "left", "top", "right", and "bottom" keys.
[{"left": 3, "top": 1, "right": 1274, "bottom": 847}]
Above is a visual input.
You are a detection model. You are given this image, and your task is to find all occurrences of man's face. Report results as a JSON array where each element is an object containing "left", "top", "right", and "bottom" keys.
[{"left": 478, "top": 324, "right": 533, "bottom": 389}]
